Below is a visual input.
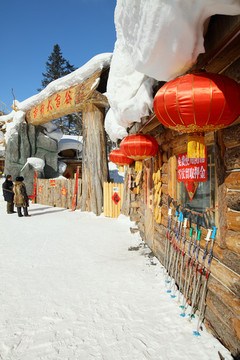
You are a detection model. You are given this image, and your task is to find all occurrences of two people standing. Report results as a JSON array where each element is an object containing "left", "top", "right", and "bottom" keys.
[{"left": 2, "top": 175, "right": 31, "bottom": 217}]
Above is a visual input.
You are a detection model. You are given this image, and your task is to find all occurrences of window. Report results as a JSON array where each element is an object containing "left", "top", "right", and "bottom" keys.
[{"left": 176, "top": 146, "right": 215, "bottom": 226}]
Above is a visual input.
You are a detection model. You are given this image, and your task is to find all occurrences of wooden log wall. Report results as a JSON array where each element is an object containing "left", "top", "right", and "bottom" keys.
[
  {"left": 81, "top": 103, "right": 109, "bottom": 216},
  {"left": 36, "top": 178, "right": 82, "bottom": 210},
  {"left": 126, "top": 125, "right": 240, "bottom": 358}
]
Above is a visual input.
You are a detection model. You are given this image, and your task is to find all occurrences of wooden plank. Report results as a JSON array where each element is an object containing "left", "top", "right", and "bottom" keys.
[
  {"left": 226, "top": 191, "right": 240, "bottom": 211},
  {"left": 194, "top": 16, "right": 240, "bottom": 74},
  {"left": 225, "top": 230, "right": 240, "bottom": 255},
  {"left": 215, "top": 138, "right": 228, "bottom": 249},
  {"left": 103, "top": 182, "right": 107, "bottom": 216},
  {"left": 227, "top": 210, "right": 240, "bottom": 232},
  {"left": 223, "top": 124, "right": 240, "bottom": 148},
  {"left": 224, "top": 145, "right": 240, "bottom": 170},
  {"left": 225, "top": 171, "right": 240, "bottom": 190},
  {"left": 25, "top": 69, "right": 107, "bottom": 125}
]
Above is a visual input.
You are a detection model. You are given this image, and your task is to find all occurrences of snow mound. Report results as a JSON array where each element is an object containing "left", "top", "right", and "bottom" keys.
[{"left": 21, "top": 157, "right": 45, "bottom": 172}]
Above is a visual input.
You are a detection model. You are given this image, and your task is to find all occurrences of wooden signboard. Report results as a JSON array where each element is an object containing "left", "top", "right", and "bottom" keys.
[
  {"left": 25, "top": 69, "right": 109, "bottom": 125},
  {"left": 26, "top": 86, "right": 82, "bottom": 125}
]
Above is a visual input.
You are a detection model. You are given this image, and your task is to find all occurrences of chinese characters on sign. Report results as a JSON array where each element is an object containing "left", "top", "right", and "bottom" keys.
[
  {"left": 177, "top": 151, "right": 207, "bottom": 182},
  {"left": 28, "top": 87, "right": 76, "bottom": 123}
]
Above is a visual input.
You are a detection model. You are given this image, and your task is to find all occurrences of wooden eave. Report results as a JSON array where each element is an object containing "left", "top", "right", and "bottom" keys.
[{"left": 137, "top": 14, "right": 240, "bottom": 135}]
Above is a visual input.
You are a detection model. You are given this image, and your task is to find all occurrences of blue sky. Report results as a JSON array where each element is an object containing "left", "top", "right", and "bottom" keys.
[{"left": 0, "top": 0, "right": 116, "bottom": 112}]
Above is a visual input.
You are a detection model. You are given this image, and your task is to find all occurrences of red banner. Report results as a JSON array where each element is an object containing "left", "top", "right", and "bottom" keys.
[{"left": 177, "top": 151, "right": 207, "bottom": 182}]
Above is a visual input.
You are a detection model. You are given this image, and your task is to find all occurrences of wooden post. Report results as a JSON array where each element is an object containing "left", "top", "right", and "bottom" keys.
[
  {"left": 81, "top": 103, "right": 109, "bottom": 216},
  {"left": 215, "top": 132, "right": 228, "bottom": 249}
]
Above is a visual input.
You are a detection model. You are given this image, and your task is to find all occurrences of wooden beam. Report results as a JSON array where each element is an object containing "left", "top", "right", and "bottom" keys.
[
  {"left": 194, "top": 15, "right": 240, "bottom": 74},
  {"left": 26, "top": 69, "right": 108, "bottom": 125}
]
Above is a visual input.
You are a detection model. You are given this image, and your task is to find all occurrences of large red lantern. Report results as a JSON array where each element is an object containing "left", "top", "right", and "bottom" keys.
[
  {"left": 109, "top": 149, "right": 134, "bottom": 172},
  {"left": 120, "top": 134, "right": 159, "bottom": 171},
  {"left": 153, "top": 72, "right": 240, "bottom": 159}
]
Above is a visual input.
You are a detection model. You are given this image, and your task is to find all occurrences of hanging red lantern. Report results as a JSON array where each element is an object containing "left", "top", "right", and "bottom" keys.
[
  {"left": 120, "top": 134, "right": 159, "bottom": 171},
  {"left": 109, "top": 149, "right": 134, "bottom": 172},
  {"left": 153, "top": 72, "right": 240, "bottom": 159}
]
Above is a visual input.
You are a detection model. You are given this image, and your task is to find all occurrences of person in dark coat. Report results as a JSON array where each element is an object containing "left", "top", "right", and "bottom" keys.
[
  {"left": 13, "top": 176, "right": 31, "bottom": 217},
  {"left": 2, "top": 175, "right": 16, "bottom": 214}
]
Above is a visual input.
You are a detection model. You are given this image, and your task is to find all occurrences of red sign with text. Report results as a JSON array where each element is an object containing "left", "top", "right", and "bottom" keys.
[{"left": 177, "top": 151, "right": 207, "bottom": 182}]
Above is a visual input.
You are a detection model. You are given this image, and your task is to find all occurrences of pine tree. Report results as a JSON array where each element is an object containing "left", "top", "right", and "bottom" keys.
[
  {"left": 38, "top": 44, "right": 82, "bottom": 135},
  {"left": 38, "top": 44, "right": 75, "bottom": 90}
]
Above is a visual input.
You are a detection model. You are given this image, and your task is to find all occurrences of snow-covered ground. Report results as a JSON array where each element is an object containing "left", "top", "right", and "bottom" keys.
[{"left": 0, "top": 179, "right": 233, "bottom": 360}]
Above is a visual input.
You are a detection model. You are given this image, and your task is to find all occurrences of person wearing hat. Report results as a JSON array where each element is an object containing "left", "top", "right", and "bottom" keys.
[
  {"left": 13, "top": 176, "right": 31, "bottom": 217},
  {"left": 2, "top": 175, "right": 16, "bottom": 214}
]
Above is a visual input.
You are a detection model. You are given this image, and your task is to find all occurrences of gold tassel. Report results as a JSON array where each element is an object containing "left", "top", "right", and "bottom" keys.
[
  {"left": 187, "top": 133, "right": 205, "bottom": 159},
  {"left": 135, "top": 160, "right": 143, "bottom": 172},
  {"left": 118, "top": 165, "right": 124, "bottom": 172}
]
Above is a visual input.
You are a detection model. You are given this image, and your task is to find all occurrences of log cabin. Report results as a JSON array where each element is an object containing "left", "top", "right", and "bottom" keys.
[{"left": 121, "top": 14, "right": 240, "bottom": 357}]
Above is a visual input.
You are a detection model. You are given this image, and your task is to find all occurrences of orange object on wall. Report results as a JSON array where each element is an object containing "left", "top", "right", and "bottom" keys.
[
  {"left": 109, "top": 149, "right": 134, "bottom": 172},
  {"left": 153, "top": 72, "right": 240, "bottom": 158},
  {"left": 120, "top": 134, "right": 158, "bottom": 171}
]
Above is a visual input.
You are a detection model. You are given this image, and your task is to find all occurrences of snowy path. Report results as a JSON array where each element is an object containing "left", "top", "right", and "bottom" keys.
[{"left": 0, "top": 196, "right": 232, "bottom": 359}]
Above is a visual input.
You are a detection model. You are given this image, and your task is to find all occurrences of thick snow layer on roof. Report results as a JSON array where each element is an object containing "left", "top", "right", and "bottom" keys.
[
  {"left": 0, "top": 53, "right": 111, "bottom": 143},
  {"left": 105, "top": 0, "right": 240, "bottom": 141},
  {"left": 58, "top": 135, "right": 83, "bottom": 153}
]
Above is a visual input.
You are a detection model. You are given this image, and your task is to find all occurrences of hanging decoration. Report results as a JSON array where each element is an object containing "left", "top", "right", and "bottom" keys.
[
  {"left": 153, "top": 72, "right": 240, "bottom": 159},
  {"left": 50, "top": 180, "right": 56, "bottom": 187},
  {"left": 177, "top": 150, "right": 207, "bottom": 200},
  {"left": 109, "top": 149, "right": 134, "bottom": 172},
  {"left": 61, "top": 186, "right": 67, "bottom": 196},
  {"left": 184, "top": 181, "right": 199, "bottom": 201},
  {"left": 112, "top": 192, "right": 121, "bottom": 205},
  {"left": 120, "top": 134, "right": 159, "bottom": 171},
  {"left": 177, "top": 151, "right": 207, "bottom": 183}
]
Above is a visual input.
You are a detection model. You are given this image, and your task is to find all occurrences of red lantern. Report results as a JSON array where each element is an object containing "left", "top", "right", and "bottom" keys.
[
  {"left": 109, "top": 149, "right": 134, "bottom": 172},
  {"left": 120, "top": 134, "right": 159, "bottom": 171},
  {"left": 153, "top": 72, "right": 240, "bottom": 159}
]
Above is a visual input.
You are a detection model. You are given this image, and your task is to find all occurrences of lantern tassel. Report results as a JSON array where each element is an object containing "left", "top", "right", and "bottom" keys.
[
  {"left": 187, "top": 133, "right": 205, "bottom": 159},
  {"left": 135, "top": 160, "right": 143, "bottom": 172}
]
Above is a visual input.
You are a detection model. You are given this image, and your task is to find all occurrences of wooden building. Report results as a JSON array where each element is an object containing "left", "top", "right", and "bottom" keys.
[{"left": 121, "top": 14, "right": 240, "bottom": 357}]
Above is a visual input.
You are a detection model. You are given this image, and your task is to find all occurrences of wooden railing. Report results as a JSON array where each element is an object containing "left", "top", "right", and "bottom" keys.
[{"left": 35, "top": 178, "right": 82, "bottom": 209}]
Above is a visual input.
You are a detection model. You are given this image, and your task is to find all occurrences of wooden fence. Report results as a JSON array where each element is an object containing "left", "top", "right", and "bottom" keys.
[
  {"left": 103, "top": 182, "right": 124, "bottom": 218},
  {"left": 36, "top": 178, "right": 82, "bottom": 209}
]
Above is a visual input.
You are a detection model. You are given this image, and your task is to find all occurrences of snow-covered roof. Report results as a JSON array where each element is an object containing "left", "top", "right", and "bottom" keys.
[
  {"left": 58, "top": 135, "right": 83, "bottom": 153},
  {"left": 1, "top": 2, "right": 240, "bottom": 145},
  {"left": 0, "top": 53, "right": 112, "bottom": 143},
  {"left": 104, "top": 0, "right": 240, "bottom": 142}
]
